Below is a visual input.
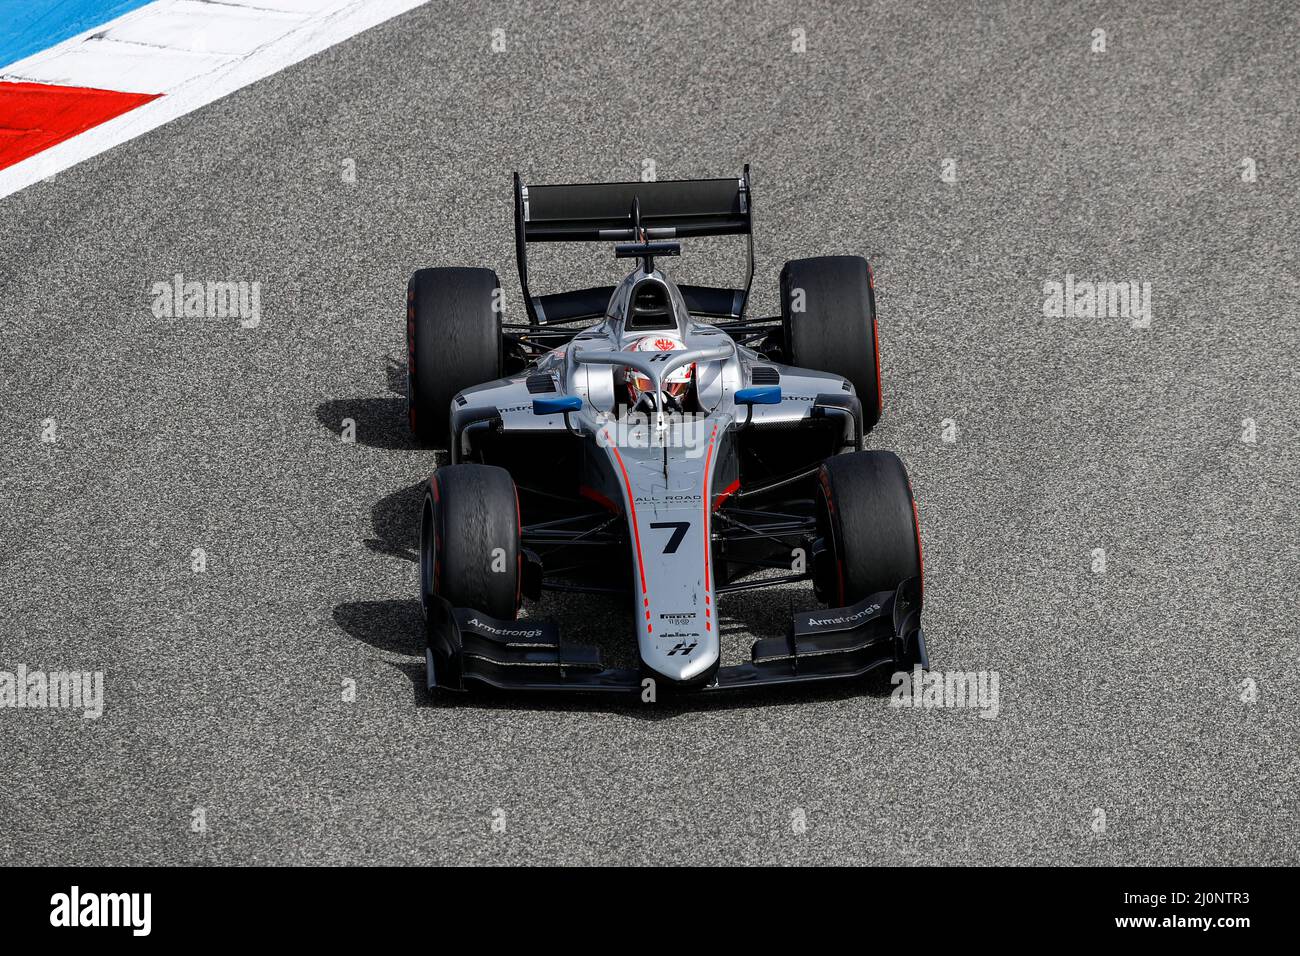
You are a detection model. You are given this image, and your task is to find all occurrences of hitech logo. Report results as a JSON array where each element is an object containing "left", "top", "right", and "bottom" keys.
[{"left": 49, "top": 886, "right": 151, "bottom": 937}]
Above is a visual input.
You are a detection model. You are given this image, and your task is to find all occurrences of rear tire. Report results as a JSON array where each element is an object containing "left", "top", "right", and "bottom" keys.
[
  {"left": 814, "top": 451, "right": 921, "bottom": 606},
  {"left": 407, "top": 267, "right": 502, "bottom": 446},
  {"left": 420, "top": 464, "right": 521, "bottom": 620},
  {"left": 781, "top": 255, "right": 883, "bottom": 432}
]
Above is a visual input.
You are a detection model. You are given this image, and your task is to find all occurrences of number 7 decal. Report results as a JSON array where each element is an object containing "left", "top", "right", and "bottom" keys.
[{"left": 649, "top": 521, "right": 690, "bottom": 554}]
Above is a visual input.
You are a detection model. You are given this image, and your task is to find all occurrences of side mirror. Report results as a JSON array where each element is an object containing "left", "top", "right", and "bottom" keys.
[
  {"left": 532, "top": 395, "right": 583, "bottom": 415},
  {"left": 735, "top": 385, "right": 782, "bottom": 406}
]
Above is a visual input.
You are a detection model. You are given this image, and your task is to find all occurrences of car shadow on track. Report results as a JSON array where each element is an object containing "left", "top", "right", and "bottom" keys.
[
  {"left": 382, "top": 354, "right": 406, "bottom": 395},
  {"left": 334, "top": 598, "right": 423, "bottom": 656},
  {"left": 364, "top": 480, "right": 429, "bottom": 561},
  {"left": 316, "top": 396, "right": 418, "bottom": 450},
  {"left": 315, "top": 356, "right": 424, "bottom": 450}
]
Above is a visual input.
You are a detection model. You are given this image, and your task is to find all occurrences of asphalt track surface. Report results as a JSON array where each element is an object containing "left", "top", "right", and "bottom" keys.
[{"left": 2, "top": 1, "right": 1297, "bottom": 865}]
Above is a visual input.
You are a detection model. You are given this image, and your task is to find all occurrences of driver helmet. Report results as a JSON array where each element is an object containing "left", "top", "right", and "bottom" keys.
[{"left": 624, "top": 334, "right": 693, "bottom": 407}]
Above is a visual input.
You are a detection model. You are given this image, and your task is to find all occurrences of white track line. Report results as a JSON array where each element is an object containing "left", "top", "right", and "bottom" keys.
[{"left": 0, "top": 0, "right": 430, "bottom": 200}]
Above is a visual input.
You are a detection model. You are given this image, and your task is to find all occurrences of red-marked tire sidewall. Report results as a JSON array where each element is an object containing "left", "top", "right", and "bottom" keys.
[
  {"left": 815, "top": 451, "right": 921, "bottom": 606},
  {"left": 407, "top": 267, "right": 502, "bottom": 447},
  {"left": 421, "top": 464, "right": 520, "bottom": 620},
  {"left": 781, "top": 255, "right": 883, "bottom": 432}
]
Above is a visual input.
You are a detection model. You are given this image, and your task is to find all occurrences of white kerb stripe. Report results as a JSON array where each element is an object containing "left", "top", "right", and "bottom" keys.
[{"left": 0, "top": 0, "right": 430, "bottom": 201}]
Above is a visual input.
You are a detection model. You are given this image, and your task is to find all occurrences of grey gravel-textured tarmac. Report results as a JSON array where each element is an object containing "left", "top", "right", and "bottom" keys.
[{"left": 1, "top": 0, "right": 1297, "bottom": 865}]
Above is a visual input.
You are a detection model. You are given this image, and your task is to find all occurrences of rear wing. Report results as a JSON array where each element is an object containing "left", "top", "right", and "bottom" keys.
[{"left": 512, "top": 166, "right": 754, "bottom": 325}]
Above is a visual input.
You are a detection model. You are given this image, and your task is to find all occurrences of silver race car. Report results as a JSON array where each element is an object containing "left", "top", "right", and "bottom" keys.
[{"left": 407, "top": 168, "right": 927, "bottom": 697}]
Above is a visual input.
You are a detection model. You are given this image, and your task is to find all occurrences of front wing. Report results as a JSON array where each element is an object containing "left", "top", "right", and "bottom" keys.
[{"left": 425, "top": 578, "right": 926, "bottom": 696}]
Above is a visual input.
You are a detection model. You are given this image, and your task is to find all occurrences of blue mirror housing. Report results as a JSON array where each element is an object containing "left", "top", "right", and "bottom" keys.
[
  {"left": 532, "top": 395, "right": 583, "bottom": 415},
  {"left": 735, "top": 385, "right": 782, "bottom": 406}
]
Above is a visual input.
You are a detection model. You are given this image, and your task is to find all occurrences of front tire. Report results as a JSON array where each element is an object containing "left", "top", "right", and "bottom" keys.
[
  {"left": 420, "top": 464, "right": 521, "bottom": 620},
  {"left": 781, "top": 255, "right": 883, "bottom": 432},
  {"left": 813, "top": 451, "right": 922, "bottom": 606},
  {"left": 407, "top": 267, "right": 502, "bottom": 447}
]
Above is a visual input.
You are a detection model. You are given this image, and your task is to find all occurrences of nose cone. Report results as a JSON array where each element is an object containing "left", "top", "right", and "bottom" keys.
[
  {"left": 597, "top": 421, "right": 723, "bottom": 690},
  {"left": 645, "top": 641, "right": 719, "bottom": 686}
]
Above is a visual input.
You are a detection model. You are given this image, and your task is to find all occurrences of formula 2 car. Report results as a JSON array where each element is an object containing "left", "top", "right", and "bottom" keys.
[{"left": 407, "top": 167, "right": 927, "bottom": 697}]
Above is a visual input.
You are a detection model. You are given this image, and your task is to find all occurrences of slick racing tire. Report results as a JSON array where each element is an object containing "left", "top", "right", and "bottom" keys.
[
  {"left": 420, "top": 464, "right": 521, "bottom": 620},
  {"left": 814, "top": 451, "right": 922, "bottom": 606},
  {"left": 780, "top": 255, "right": 883, "bottom": 433},
  {"left": 407, "top": 267, "right": 502, "bottom": 446}
]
